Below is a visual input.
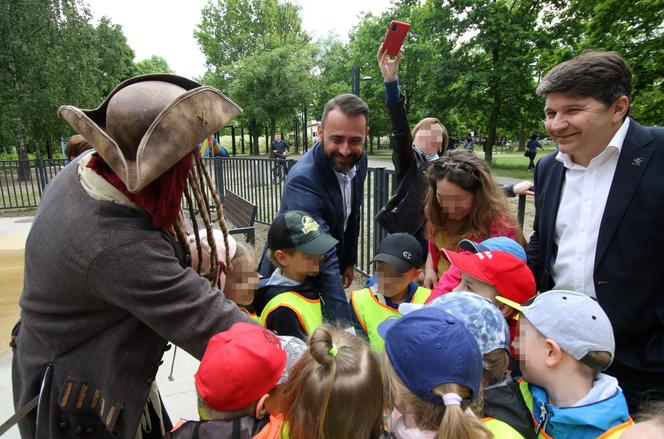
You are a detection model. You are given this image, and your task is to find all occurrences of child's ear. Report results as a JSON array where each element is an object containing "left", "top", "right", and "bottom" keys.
[
  {"left": 255, "top": 394, "right": 270, "bottom": 419},
  {"left": 274, "top": 250, "right": 289, "bottom": 267},
  {"left": 544, "top": 338, "right": 563, "bottom": 368},
  {"left": 412, "top": 268, "right": 423, "bottom": 282}
]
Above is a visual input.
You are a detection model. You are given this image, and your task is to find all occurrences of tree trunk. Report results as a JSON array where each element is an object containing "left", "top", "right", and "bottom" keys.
[
  {"left": 518, "top": 126, "right": 527, "bottom": 151},
  {"left": 484, "top": 48, "right": 501, "bottom": 165},
  {"left": 250, "top": 119, "right": 259, "bottom": 155}
]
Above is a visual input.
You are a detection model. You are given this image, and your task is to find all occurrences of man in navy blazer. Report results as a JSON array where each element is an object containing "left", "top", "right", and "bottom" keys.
[
  {"left": 527, "top": 51, "right": 664, "bottom": 412},
  {"left": 258, "top": 94, "right": 368, "bottom": 322}
]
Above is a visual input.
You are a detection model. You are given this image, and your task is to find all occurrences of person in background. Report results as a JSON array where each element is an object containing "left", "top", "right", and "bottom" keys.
[
  {"left": 271, "top": 132, "right": 289, "bottom": 159},
  {"left": 525, "top": 134, "right": 543, "bottom": 171},
  {"left": 64, "top": 134, "right": 93, "bottom": 161}
]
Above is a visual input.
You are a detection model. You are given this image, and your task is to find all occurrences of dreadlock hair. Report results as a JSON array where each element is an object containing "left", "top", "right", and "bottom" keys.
[{"left": 173, "top": 151, "right": 232, "bottom": 285}]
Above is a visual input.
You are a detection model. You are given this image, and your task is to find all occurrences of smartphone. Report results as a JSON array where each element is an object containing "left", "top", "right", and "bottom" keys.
[{"left": 382, "top": 20, "right": 410, "bottom": 56}]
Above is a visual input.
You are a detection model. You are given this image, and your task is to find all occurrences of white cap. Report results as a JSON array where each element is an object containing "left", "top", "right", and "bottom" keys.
[{"left": 521, "top": 290, "right": 615, "bottom": 370}]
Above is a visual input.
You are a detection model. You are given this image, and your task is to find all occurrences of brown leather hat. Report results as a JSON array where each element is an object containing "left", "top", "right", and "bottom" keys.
[{"left": 59, "top": 74, "right": 242, "bottom": 192}]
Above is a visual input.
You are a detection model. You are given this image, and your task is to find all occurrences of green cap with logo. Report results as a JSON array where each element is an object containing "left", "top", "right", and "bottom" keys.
[{"left": 267, "top": 210, "right": 339, "bottom": 255}]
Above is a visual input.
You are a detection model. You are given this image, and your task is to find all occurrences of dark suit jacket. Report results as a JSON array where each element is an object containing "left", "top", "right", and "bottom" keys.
[
  {"left": 527, "top": 120, "right": 664, "bottom": 373},
  {"left": 258, "top": 143, "right": 368, "bottom": 322}
]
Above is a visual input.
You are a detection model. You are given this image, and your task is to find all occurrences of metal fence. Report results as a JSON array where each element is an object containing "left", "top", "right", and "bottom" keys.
[{"left": 0, "top": 157, "right": 528, "bottom": 277}]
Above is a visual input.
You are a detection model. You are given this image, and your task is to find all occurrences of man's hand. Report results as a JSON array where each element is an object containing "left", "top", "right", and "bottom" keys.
[
  {"left": 513, "top": 180, "right": 535, "bottom": 196},
  {"left": 376, "top": 43, "right": 401, "bottom": 83},
  {"left": 342, "top": 266, "right": 355, "bottom": 288}
]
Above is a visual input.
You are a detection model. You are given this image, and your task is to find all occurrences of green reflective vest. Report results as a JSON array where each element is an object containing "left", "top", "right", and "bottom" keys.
[
  {"left": 259, "top": 291, "right": 322, "bottom": 336},
  {"left": 350, "top": 286, "right": 431, "bottom": 352},
  {"left": 517, "top": 379, "right": 633, "bottom": 439}
]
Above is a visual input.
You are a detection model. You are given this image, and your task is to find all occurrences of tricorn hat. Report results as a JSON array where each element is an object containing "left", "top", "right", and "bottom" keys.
[{"left": 59, "top": 74, "right": 242, "bottom": 192}]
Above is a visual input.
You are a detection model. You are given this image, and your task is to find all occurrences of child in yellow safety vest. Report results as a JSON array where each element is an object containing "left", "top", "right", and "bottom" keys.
[
  {"left": 349, "top": 233, "right": 431, "bottom": 352},
  {"left": 253, "top": 210, "right": 338, "bottom": 340}
]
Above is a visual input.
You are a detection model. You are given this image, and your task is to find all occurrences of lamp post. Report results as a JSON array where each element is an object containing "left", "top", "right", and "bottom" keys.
[{"left": 351, "top": 66, "right": 373, "bottom": 97}]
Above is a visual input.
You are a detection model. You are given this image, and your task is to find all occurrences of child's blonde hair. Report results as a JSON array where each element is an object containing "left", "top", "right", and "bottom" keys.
[
  {"left": 282, "top": 325, "right": 384, "bottom": 439},
  {"left": 384, "top": 355, "right": 492, "bottom": 439}
]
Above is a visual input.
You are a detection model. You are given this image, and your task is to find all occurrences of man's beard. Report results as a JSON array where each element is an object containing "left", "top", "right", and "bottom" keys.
[{"left": 321, "top": 141, "right": 362, "bottom": 173}]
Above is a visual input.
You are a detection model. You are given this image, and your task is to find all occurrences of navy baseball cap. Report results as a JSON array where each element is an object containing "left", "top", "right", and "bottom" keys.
[
  {"left": 371, "top": 233, "right": 424, "bottom": 272},
  {"left": 378, "top": 307, "right": 483, "bottom": 403}
]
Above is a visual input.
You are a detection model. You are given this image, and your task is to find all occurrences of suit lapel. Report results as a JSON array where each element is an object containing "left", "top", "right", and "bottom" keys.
[
  {"left": 595, "top": 122, "right": 654, "bottom": 269},
  {"left": 544, "top": 159, "right": 565, "bottom": 259}
]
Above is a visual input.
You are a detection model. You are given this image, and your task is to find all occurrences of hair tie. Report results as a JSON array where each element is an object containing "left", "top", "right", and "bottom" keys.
[
  {"left": 328, "top": 344, "right": 338, "bottom": 358},
  {"left": 442, "top": 393, "right": 462, "bottom": 406}
]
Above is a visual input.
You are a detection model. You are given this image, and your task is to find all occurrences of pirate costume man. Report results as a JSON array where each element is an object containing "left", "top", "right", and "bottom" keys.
[{"left": 11, "top": 75, "right": 251, "bottom": 438}]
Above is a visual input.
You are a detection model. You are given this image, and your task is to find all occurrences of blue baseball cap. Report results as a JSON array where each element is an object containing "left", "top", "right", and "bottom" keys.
[
  {"left": 400, "top": 292, "right": 510, "bottom": 355},
  {"left": 378, "top": 307, "right": 483, "bottom": 403},
  {"left": 459, "top": 236, "right": 526, "bottom": 262}
]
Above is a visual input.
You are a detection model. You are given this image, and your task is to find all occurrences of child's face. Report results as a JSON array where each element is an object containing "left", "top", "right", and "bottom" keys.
[
  {"left": 375, "top": 262, "right": 416, "bottom": 298},
  {"left": 284, "top": 249, "right": 324, "bottom": 276},
  {"left": 513, "top": 317, "right": 549, "bottom": 384},
  {"left": 224, "top": 255, "right": 259, "bottom": 306},
  {"left": 436, "top": 178, "right": 474, "bottom": 221},
  {"left": 454, "top": 272, "right": 499, "bottom": 302}
]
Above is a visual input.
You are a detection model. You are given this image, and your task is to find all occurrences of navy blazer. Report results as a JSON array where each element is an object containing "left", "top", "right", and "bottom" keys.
[
  {"left": 527, "top": 120, "right": 664, "bottom": 373},
  {"left": 258, "top": 143, "right": 368, "bottom": 322}
]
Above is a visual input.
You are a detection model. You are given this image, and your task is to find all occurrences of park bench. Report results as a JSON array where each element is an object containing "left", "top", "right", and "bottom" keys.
[{"left": 223, "top": 189, "right": 257, "bottom": 245}]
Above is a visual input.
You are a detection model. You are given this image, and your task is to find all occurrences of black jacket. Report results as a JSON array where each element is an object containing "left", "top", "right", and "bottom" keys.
[
  {"left": 165, "top": 416, "right": 261, "bottom": 439},
  {"left": 483, "top": 380, "right": 536, "bottom": 439},
  {"left": 526, "top": 120, "right": 664, "bottom": 373},
  {"left": 376, "top": 96, "right": 430, "bottom": 235}
]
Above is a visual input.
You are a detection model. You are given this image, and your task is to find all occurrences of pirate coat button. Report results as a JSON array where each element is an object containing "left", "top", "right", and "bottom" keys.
[
  {"left": 74, "top": 425, "right": 83, "bottom": 434},
  {"left": 58, "top": 421, "right": 69, "bottom": 429}
]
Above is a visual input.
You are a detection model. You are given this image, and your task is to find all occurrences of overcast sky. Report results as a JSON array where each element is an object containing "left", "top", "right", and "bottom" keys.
[{"left": 85, "top": 0, "right": 393, "bottom": 79}]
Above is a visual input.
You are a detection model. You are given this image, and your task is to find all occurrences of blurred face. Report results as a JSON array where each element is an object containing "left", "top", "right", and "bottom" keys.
[
  {"left": 375, "top": 261, "right": 415, "bottom": 299},
  {"left": 436, "top": 178, "right": 474, "bottom": 221},
  {"left": 513, "top": 317, "right": 549, "bottom": 385},
  {"left": 454, "top": 273, "right": 499, "bottom": 303},
  {"left": 413, "top": 124, "right": 444, "bottom": 156},
  {"left": 320, "top": 109, "right": 367, "bottom": 173},
  {"left": 621, "top": 421, "right": 664, "bottom": 439},
  {"left": 286, "top": 249, "right": 324, "bottom": 277},
  {"left": 544, "top": 92, "right": 627, "bottom": 164},
  {"left": 275, "top": 133, "right": 281, "bottom": 141},
  {"left": 223, "top": 255, "right": 259, "bottom": 306}
]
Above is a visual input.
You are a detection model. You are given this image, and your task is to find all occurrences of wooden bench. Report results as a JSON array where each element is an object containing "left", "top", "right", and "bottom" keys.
[{"left": 223, "top": 189, "right": 257, "bottom": 245}]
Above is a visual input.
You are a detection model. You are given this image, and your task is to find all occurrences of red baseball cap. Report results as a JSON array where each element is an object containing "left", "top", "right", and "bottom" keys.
[
  {"left": 442, "top": 249, "right": 536, "bottom": 307},
  {"left": 195, "top": 322, "right": 287, "bottom": 412}
]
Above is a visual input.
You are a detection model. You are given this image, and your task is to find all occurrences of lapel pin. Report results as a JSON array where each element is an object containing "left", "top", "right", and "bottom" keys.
[{"left": 632, "top": 157, "right": 643, "bottom": 167}]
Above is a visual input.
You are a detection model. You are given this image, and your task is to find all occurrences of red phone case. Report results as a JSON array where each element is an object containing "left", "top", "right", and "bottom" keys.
[{"left": 383, "top": 20, "right": 410, "bottom": 56}]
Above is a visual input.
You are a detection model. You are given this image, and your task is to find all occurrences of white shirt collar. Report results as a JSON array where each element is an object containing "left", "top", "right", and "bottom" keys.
[
  {"left": 334, "top": 165, "right": 357, "bottom": 182},
  {"left": 555, "top": 117, "right": 630, "bottom": 170}
]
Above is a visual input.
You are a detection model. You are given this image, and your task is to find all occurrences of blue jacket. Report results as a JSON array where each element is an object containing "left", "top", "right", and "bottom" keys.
[
  {"left": 259, "top": 143, "right": 367, "bottom": 322},
  {"left": 520, "top": 375, "right": 631, "bottom": 438}
]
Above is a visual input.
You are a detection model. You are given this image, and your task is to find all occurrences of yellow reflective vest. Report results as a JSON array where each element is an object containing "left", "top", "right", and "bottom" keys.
[
  {"left": 259, "top": 291, "right": 322, "bottom": 336},
  {"left": 350, "top": 286, "right": 431, "bottom": 352},
  {"left": 481, "top": 417, "right": 526, "bottom": 438}
]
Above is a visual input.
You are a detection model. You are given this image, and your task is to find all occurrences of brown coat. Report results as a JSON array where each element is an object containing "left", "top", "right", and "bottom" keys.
[{"left": 12, "top": 159, "right": 251, "bottom": 438}]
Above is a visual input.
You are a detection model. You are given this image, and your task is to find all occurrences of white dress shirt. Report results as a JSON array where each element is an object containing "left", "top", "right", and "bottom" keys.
[
  {"left": 334, "top": 165, "right": 357, "bottom": 232},
  {"left": 551, "top": 118, "right": 630, "bottom": 298}
]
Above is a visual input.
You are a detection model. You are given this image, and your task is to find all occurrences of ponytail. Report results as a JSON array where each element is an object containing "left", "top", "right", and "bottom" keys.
[
  {"left": 283, "top": 325, "right": 384, "bottom": 439},
  {"left": 434, "top": 384, "right": 491, "bottom": 439}
]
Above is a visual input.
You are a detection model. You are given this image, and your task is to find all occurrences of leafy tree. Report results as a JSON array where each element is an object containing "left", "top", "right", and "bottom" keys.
[{"left": 134, "top": 55, "right": 175, "bottom": 75}]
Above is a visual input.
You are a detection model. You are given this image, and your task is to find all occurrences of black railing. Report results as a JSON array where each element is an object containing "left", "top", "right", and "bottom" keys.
[{"left": 0, "top": 157, "right": 529, "bottom": 277}]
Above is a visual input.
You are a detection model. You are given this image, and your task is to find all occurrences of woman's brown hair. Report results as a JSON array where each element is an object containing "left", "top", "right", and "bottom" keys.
[
  {"left": 282, "top": 325, "right": 384, "bottom": 439},
  {"left": 424, "top": 149, "right": 525, "bottom": 245},
  {"left": 412, "top": 118, "right": 449, "bottom": 155},
  {"left": 481, "top": 349, "right": 510, "bottom": 389},
  {"left": 383, "top": 358, "right": 491, "bottom": 439}
]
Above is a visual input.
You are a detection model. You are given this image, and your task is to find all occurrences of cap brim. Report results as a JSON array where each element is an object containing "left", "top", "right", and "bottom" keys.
[
  {"left": 297, "top": 233, "right": 339, "bottom": 255},
  {"left": 377, "top": 316, "right": 400, "bottom": 339},
  {"left": 370, "top": 253, "right": 413, "bottom": 272},
  {"left": 458, "top": 239, "right": 488, "bottom": 253},
  {"left": 398, "top": 303, "right": 425, "bottom": 315},
  {"left": 495, "top": 295, "right": 522, "bottom": 311}
]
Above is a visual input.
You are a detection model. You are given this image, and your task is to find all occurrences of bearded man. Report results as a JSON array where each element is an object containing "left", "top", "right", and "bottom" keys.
[{"left": 258, "top": 94, "right": 369, "bottom": 323}]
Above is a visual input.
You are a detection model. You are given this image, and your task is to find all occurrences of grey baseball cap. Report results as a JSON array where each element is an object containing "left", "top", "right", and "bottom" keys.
[
  {"left": 268, "top": 210, "right": 338, "bottom": 255},
  {"left": 521, "top": 290, "right": 615, "bottom": 370}
]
